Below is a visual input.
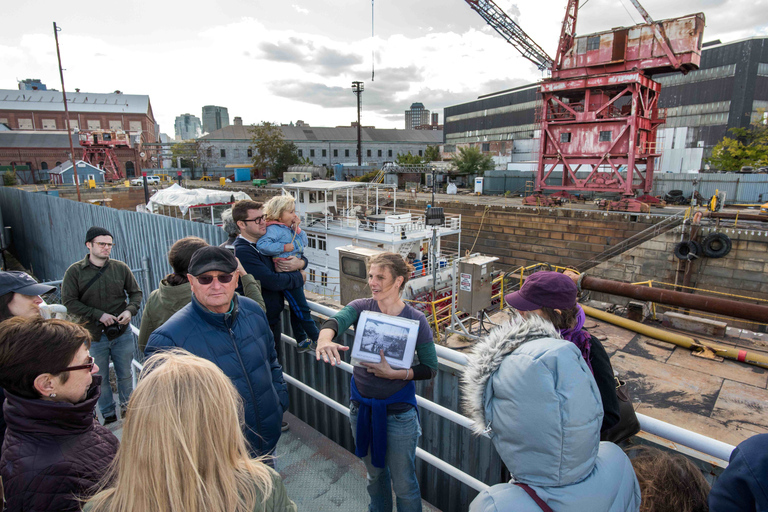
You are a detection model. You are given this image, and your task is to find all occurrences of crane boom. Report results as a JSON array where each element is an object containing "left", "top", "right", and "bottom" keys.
[{"left": 464, "top": 0, "right": 554, "bottom": 71}]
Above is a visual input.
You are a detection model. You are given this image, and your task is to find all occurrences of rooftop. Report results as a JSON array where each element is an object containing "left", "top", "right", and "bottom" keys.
[
  {"left": 201, "top": 124, "right": 443, "bottom": 144},
  {"left": 0, "top": 89, "right": 151, "bottom": 115}
]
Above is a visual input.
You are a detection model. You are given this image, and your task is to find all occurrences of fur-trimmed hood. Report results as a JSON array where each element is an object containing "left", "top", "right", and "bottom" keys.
[{"left": 462, "top": 313, "right": 603, "bottom": 486}]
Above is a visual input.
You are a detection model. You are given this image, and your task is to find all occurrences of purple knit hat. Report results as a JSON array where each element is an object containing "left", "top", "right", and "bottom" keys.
[{"left": 504, "top": 271, "right": 577, "bottom": 311}]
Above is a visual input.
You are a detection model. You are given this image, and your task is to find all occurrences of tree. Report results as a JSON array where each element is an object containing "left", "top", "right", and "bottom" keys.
[
  {"left": 707, "top": 114, "right": 768, "bottom": 171},
  {"left": 170, "top": 141, "right": 197, "bottom": 169},
  {"left": 451, "top": 146, "right": 495, "bottom": 175},
  {"left": 395, "top": 152, "right": 423, "bottom": 165},
  {"left": 273, "top": 142, "right": 301, "bottom": 179},
  {"left": 249, "top": 122, "right": 293, "bottom": 180},
  {"left": 424, "top": 145, "right": 442, "bottom": 162}
]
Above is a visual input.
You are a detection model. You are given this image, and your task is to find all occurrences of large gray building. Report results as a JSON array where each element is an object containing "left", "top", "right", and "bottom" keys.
[
  {"left": 405, "top": 103, "right": 431, "bottom": 130},
  {"left": 443, "top": 36, "right": 768, "bottom": 173},
  {"left": 174, "top": 113, "right": 202, "bottom": 141},
  {"left": 198, "top": 124, "right": 442, "bottom": 172},
  {"left": 202, "top": 105, "right": 230, "bottom": 134}
]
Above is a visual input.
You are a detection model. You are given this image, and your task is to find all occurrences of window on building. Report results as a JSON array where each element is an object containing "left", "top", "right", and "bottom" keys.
[
  {"left": 318, "top": 235, "right": 326, "bottom": 251},
  {"left": 322, "top": 149, "right": 327, "bottom": 157},
  {"left": 309, "top": 192, "right": 317, "bottom": 203},
  {"left": 418, "top": 149, "right": 423, "bottom": 157},
  {"left": 560, "top": 133, "right": 572, "bottom": 143},
  {"left": 207, "top": 148, "right": 212, "bottom": 158},
  {"left": 576, "top": 38, "right": 587, "bottom": 55},
  {"left": 378, "top": 149, "right": 382, "bottom": 157},
  {"left": 0, "top": 118, "right": 8, "bottom": 125},
  {"left": 366, "top": 149, "right": 371, "bottom": 157},
  {"left": 599, "top": 131, "right": 612, "bottom": 142},
  {"left": 298, "top": 149, "right": 303, "bottom": 157},
  {"left": 310, "top": 149, "right": 315, "bottom": 157},
  {"left": 40, "top": 162, "right": 48, "bottom": 170},
  {"left": 42, "top": 119, "right": 56, "bottom": 130},
  {"left": 345, "top": 149, "right": 350, "bottom": 157},
  {"left": 333, "top": 149, "right": 338, "bottom": 157},
  {"left": 356, "top": 149, "right": 359, "bottom": 156},
  {"left": 321, "top": 272, "right": 328, "bottom": 287},
  {"left": 481, "top": 143, "right": 490, "bottom": 152},
  {"left": 55, "top": 161, "right": 62, "bottom": 167},
  {"left": 308, "top": 234, "right": 317, "bottom": 249},
  {"left": 388, "top": 149, "right": 393, "bottom": 157},
  {"left": 18, "top": 118, "right": 33, "bottom": 130},
  {"left": 87, "top": 120, "right": 101, "bottom": 130},
  {"left": 220, "top": 149, "right": 226, "bottom": 158},
  {"left": 247, "top": 148, "right": 253, "bottom": 157},
  {"left": 587, "top": 35, "right": 600, "bottom": 51},
  {"left": 69, "top": 120, "right": 79, "bottom": 130},
  {"left": 309, "top": 269, "right": 316, "bottom": 282},
  {"left": 129, "top": 121, "right": 142, "bottom": 132},
  {"left": 109, "top": 120, "right": 122, "bottom": 130}
]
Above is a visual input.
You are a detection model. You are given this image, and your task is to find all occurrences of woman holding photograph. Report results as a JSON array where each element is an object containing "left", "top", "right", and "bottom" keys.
[{"left": 316, "top": 252, "right": 437, "bottom": 512}]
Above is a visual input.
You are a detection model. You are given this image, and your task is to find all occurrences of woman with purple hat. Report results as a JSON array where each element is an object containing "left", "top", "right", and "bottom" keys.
[
  {"left": 0, "top": 270, "right": 57, "bottom": 453},
  {"left": 504, "top": 271, "right": 620, "bottom": 432}
]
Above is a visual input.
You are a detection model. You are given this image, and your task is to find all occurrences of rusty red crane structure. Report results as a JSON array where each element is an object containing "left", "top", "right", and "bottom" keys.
[
  {"left": 78, "top": 129, "right": 131, "bottom": 181},
  {"left": 465, "top": 0, "right": 705, "bottom": 210}
]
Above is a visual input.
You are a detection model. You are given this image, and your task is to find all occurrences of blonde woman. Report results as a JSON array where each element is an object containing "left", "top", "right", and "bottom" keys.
[
  {"left": 84, "top": 349, "right": 296, "bottom": 512},
  {"left": 255, "top": 194, "right": 318, "bottom": 351}
]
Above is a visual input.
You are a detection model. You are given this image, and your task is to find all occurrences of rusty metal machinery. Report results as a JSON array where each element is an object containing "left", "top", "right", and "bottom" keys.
[{"left": 464, "top": 0, "right": 705, "bottom": 209}]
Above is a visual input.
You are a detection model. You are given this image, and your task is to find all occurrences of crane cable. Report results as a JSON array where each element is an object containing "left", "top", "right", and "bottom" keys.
[{"left": 371, "top": 0, "right": 375, "bottom": 81}]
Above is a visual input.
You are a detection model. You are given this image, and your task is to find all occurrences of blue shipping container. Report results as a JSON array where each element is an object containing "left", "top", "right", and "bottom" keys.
[{"left": 234, "top": 168, "right": 251, "bottom": 182}]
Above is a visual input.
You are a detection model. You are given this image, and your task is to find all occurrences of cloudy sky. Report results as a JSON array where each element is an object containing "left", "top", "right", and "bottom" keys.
[{"left": 2, "top": 0, "right": 766, "bottom": 136}]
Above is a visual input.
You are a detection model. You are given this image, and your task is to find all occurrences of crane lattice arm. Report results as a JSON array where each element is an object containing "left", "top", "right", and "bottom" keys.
[{"left": 465, "top": 0, "right": 554, "bottom": 71}]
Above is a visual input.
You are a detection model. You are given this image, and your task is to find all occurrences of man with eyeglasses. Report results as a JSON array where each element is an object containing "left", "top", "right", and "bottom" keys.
[
  {"left": 231, "top": 200, "right": 307, "bottom": 433},
  {"left": 61, "top": 226, "right": 142, "bottom": 426},
  {"left": 145, "top": 246, "right": 288, "bottom": 461}
]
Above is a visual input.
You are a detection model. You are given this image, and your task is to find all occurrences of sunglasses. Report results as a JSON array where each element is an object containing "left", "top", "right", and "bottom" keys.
[
  {"left": 61, "top": 355, "right": 95, "bottom": 372},
  {"left": 195, "top": 273, "right": 235, "bottom": 285}
]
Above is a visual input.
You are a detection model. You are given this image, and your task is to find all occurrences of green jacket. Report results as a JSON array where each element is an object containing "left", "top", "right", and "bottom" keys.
[
  {"left": 137, "top": 274, "right": 266, "bottom": 353},
  {"left": 82, "top": 466, "right": 297, "bottom": 512},
  {"left": 61, "top": 255, "right": 143, "bottom": 341}
]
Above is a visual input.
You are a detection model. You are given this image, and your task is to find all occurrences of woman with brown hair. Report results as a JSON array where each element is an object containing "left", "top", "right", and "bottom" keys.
[
  {"left": 628, "top": 446, "right": 710, "bottom": 512},
  {"left": 0, "top": 316, "right": 118, "bottom": 511},
  {"left": 315, "top": 252, "right": 438, "bottom": 512},
  {"left": 84, "top": 349, "right": 296, "bottom": 512}
]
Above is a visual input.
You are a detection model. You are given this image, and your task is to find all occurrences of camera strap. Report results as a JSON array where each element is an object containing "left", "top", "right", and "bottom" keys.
[{"left": 80, "top": 260, "right": 110, "bottom": 298}]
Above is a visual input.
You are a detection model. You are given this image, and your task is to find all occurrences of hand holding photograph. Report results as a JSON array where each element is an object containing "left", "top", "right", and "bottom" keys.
[{"left": 351, "top": 310, "right": 420, "bottom": 369}]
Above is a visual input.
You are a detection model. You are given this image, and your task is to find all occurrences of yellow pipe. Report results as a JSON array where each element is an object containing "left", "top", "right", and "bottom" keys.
[{"left": 582, "top": 305, "right": 768, "bottom": 369}]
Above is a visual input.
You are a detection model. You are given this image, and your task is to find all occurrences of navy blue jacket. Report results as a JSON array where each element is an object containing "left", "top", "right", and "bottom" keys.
[
  {"left": 233, "top": 235, "right": 306, "bottom": 325},
  {"left": 145, "top": 293, "right": 289, "bottom": 456},
  {"left": 710, "top": 433, "right": 768, "bottom": 512}
]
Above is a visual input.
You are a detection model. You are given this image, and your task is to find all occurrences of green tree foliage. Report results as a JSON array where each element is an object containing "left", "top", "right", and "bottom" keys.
[
  {"left": 424, "top": 145, "right": 441, "bottom": 162},
  {"left": 352, "top": 170, "right": 379, "bottom": 182},
  {"left": 451, "top": 146, "right": 495, "bottom": 175},
  {"left": 249, "top": 122, "right": 295, "bottom": 179},
  {"left": 395, "top": 152, "right": 423, "bottom": 165},
  {"left": 170, "top": 141, "right": 199, "bottom": 169},
  {"left": 707, "top": 117, "right": 768, "bottom": 171}
]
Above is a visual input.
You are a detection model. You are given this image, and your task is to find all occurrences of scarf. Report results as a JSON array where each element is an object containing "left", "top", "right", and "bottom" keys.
[{"left": 559, "top": 305, "right": 593, "bottom": 373}]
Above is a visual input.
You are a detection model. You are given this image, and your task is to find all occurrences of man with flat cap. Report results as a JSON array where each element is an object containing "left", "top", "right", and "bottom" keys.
[
  {"left": 61, "top": 226, "right": 142, "bottom": 425},
  {"left": 145, "top": 246, "right": 288, "bottom": 461}
]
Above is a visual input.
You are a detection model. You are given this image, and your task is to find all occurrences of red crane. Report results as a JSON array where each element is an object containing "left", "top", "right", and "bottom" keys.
[{"left": 464, "top": 0, "right": 705, "bottom": 210}]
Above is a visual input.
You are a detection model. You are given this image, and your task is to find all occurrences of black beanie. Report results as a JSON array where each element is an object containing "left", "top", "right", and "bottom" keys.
[{"left": 85, "top": 226, "right": 113, "bottom": 244}]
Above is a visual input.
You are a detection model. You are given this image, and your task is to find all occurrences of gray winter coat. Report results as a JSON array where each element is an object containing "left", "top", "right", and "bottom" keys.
[{"left": 462, "top": 314, "right": 641, "bottom": 512}]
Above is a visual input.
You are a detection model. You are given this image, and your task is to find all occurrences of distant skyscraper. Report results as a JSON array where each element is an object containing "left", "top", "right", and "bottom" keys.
[
  {"left": 431, "top": 112, "right": 439, "bottom": 126},
  {"left": 202, "top": 105, "right": 230, "bottom": 133},
  {"left": 405, "top": 103, "right": 430, "bottom": 130},
  {"left": 174, "top": 113, "right": 202, "bottom": 140},
  {"left": 18, "top": 79, "right": 47, "bottom": 91}
]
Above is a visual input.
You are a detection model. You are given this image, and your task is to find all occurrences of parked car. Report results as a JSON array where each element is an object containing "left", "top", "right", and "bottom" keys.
[{"left": 130, "top": 175, "right": 160, "bottom": 186}]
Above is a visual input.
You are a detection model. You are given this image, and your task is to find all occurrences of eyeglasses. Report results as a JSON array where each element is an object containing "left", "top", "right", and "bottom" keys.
[
  {"left": 195, "top": 273, "right": 235, "bottom": 285},
  {"left": 60, "top": 355, "right": 95, "bottom": 372},
  {"left": 242, "top": 215, "right": 265, "bottom": 224},
  {"left": 93, "top": 242, "right": 115, "bottom": 248}
]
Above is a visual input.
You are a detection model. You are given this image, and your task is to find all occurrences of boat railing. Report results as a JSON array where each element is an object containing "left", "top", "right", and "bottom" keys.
[
  {"left": 130, "top": 295, "right": 736, "bottom": 493},
  {"left": 303, "top": 208, "right": 461, "bottom": 235}
]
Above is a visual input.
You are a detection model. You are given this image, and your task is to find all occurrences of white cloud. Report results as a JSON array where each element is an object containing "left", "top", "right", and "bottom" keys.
[{"left": 292, "top": 4, "right": 309, "bottom": 15}]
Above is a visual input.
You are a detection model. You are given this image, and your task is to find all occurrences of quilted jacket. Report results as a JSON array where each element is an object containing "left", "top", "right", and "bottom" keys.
[
  {"left": 462, "top": 314, "right": 641, "bottom": 512},
  {"left": 145, "top": 293, "right": 289, "bottom": 457},
  {"left": 0, "top": 376, "right": 119, "bottom": 511}
]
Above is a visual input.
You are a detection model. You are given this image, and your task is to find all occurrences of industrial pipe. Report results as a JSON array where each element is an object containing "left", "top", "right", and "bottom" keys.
[
  {"left": 579, "top": 275, "right": 768, "bottom": 324},
  {"left": 582, "top": 305, "right": 768, "bottom": 369},
  {"left": 703, "top": 211, "right": 768, "bottom": 222}
]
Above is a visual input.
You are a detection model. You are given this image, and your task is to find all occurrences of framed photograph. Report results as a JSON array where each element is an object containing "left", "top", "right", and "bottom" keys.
[{"left": 351, "top": 310, "right": 420, "bottom": 369}]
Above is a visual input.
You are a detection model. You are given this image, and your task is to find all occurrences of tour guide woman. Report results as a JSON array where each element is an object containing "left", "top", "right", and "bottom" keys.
[{"left": 316, "top": 252, "right": 438, "bottom": 512}]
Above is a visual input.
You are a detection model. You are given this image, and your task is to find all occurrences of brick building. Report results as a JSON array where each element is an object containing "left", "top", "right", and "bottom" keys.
[{"left": 0, "top": 89, "right": 158, "bottom": 179}]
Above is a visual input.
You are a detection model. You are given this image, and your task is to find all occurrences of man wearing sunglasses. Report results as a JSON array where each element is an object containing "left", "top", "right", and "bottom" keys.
[
  {"left": 61, "top": 226, "right": 142, "bottom": 426},
  {"left": 144, "top": 246, "right": 289, "bottom": 461}
]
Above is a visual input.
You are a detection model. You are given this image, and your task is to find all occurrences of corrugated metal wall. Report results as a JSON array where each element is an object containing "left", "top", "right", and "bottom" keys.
[
  {"left": 0, "top": 186, "right": 227, "bottom": 284},
  {"left": 278, "top": 314, "right": 505, "bottom": 512}
]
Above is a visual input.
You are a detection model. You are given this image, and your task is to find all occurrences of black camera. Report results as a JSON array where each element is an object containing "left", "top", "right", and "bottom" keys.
[{"left": 102, "top": 323, "right": 123, "bottom": 341}]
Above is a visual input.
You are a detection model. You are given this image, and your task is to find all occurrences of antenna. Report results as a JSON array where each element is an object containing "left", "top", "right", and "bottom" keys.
[{"left": 352, "top": 81, "right": 364, "bottom": 166}]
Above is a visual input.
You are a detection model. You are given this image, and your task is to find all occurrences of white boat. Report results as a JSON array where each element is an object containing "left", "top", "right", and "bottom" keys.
[{"left": 280, "top": 180, "right": 462, "bottom": 305}]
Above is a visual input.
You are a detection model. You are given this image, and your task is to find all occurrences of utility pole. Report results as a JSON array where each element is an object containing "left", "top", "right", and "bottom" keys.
[
  {"left": 352, "top": 81, "right": 364, "bottom": 166},
  {"left": 53, "top": 22, "right": 81, "bottom": 202}
]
